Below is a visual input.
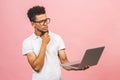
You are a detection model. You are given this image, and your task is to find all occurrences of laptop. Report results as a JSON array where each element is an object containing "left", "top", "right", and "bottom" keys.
[{"left": 61, "top": 46, "right": 105, "bottom": 69}]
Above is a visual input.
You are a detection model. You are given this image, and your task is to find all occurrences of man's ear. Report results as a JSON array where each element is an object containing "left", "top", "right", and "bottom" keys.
[{"left": 31, "top": 22, "right": 35, "bottom": 27}]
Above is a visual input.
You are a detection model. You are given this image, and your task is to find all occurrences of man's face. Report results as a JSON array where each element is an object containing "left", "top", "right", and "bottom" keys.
[{"left": 32, "top": 14, "right": 50, "bottom": 33}]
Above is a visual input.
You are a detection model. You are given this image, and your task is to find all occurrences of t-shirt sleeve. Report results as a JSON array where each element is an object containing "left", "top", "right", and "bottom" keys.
[
  {"left": 57, "top": 35, "right": 65, "bottom": 50},
  {"left": 22, "top": 39, "right": 33, "bottom": 56}
]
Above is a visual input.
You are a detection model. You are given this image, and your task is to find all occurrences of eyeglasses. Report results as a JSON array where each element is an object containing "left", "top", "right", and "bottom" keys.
[{"left": 34, "top": 18, "right": 50, "bottom": 26}]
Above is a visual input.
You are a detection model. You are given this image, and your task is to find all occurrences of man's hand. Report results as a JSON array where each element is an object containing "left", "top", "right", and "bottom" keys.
[
  {"left": 63, "top": 65, "right": 90, "bottom": 71},
  {"left": 41, "top": 32, "right": 50, "bottom": 45},
  {"left": 78, "top": 65, "right": 90, "bottom": 71}
]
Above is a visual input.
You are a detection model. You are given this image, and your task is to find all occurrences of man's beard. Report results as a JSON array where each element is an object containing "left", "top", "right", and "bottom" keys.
[{"left": 37, "top": 28, "right": 48, "bottom": 35}]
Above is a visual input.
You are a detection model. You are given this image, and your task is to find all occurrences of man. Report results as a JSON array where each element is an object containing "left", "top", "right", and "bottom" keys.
[{"left": 22, "top": 5, "right": 89, "bottom": 80}]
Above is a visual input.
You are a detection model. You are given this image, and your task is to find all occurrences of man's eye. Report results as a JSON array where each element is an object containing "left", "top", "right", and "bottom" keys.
[{"left": 40, "top": 21, "right": 44, "bottom": 23}]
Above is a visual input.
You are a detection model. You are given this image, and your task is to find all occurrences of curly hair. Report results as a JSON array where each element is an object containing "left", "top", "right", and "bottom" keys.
[{"left": 27, "top": 5, "right": 46, "bottom": 22}]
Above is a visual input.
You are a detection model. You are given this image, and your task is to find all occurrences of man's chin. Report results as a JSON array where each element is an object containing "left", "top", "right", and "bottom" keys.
[
  {"left": 43, "top": 30, "right": 49, "bottom": 33},
  {"left": 41, "top": 30, "right": 49, "bottom": 35}
]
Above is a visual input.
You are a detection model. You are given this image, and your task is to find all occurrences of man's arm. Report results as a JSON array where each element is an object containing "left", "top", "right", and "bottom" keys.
[
  {"left": 26, "top": 33, "right": 50, "bottom": 72},
  {"left": 58, "top": 49, "right": 73, "bottom": 70},
  {"left": 58, "top": 49, "right": 69, "bottom": 64}
]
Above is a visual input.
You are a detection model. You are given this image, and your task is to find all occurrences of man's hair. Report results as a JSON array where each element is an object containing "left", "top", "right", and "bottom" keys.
[{"left": 27, "top": 5, "right": 46, "bottom": 22}]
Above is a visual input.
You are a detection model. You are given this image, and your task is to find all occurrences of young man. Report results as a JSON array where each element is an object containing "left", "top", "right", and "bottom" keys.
[{"left": 22, "top": 5, "right": 89, "bottom": 80}]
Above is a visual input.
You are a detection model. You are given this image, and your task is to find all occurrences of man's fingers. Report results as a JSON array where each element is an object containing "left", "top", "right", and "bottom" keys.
[{"left": 80, "top": 65, "right": 90, "bottom": 70}]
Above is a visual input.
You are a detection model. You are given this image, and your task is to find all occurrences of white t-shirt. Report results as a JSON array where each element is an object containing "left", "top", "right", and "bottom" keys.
[{"left": 22, "top": 31, "right": 65, "bottom": 80}]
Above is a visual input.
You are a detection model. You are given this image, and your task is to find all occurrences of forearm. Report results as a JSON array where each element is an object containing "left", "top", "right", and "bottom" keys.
[
  {"left": 32, "top": 43, "right": 47, "bottom": 72},
  {"left": 60, "top": 57, "right": 73, "bottom": 70},
  {"left": 61, "top": 59, "right": 69, "bottom": 64}
]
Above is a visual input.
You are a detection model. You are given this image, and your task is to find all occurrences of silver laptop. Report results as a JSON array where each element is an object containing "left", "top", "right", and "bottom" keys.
[{"left": 61, "top": 46, "right": 105, "bottom": 69}]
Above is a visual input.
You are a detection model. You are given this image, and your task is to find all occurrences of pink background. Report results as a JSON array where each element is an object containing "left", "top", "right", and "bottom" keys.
[{"left": 0, "top": 0, "right": 120, "bottom": 80}]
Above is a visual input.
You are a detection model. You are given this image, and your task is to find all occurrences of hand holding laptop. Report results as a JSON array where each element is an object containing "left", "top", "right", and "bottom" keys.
[
  {"left": 79, "top": 65, "right": 90, "bottom": 70},
  {"left": 61, "top": 46, "right": 105, "bottom": 70},
  {"left": 63, "top": 64, "right": 90, "bottom": 71}
]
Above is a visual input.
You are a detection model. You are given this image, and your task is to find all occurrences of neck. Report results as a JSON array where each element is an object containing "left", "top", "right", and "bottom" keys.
[{"left": 34, "top": 29, "right": 42, "bottom": 37}]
